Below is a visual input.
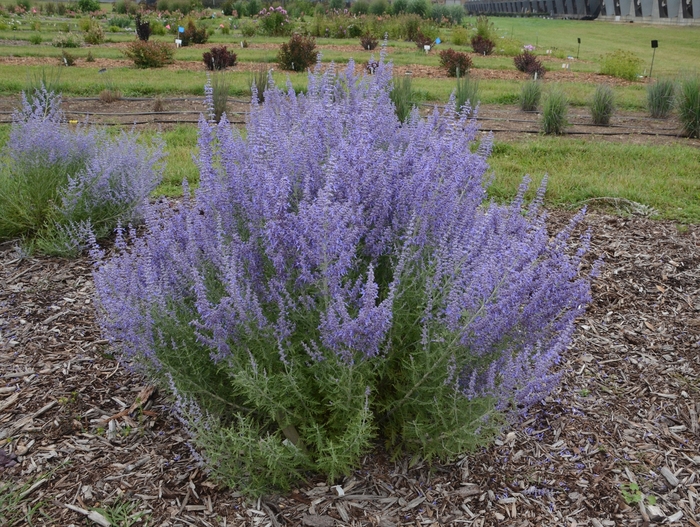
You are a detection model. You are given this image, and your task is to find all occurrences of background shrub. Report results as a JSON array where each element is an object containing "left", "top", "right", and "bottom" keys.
[
  {"left": 203, "top": 45, "right": 237, "bottom": 71},
  {"left": 240, "top": 20, "right": 257, "bottom": 37},
  {"left": 77, "top": 0, "right": 100, "bottom": 12},
  {"left": 439, "top": 48, "right": 472, "bottom": 77},
  {"left": 151, "top": 21, "right": 166, "bottom": 36},
  {"left": 93, "top": 59, "right": 592, "bottom": 496},
  {"left": 451, "top": 26, "right": 469, "bottom": 46},
  {"left": 135, "top": 14, "right": 151, "bottom": 41},
  {"left": 677, "top": 75, "right": 700, "bottom": 138},
  {"left": 360, "top": 32, "right": 378, "bottom": 51},
  {"left": 350, "top": 0, "right": 369, "bottom": 15},
  {"left": 182, "top": 19, "right": 208, "bottom": 46},
  {"left": 83, "top": 21, "right": 105, "bottom": 45},
  {"left": 542, "top": 86, "right": 568, "bottom": 135},
  {"left": 391, "top": 0, "right": 408, "bottom": 14},
  {"left": 369, "top": 0, "right": 387, "bottom": 15},
  {"left": 29, "top": 33, "right": 42, "bottom": 45},
  {"left": 519, "top": 79, "right": 541, "bottom": 111},
  {"left": 590, "top": 84, "right": 615, "bottom": 126},
  {"left": 471, "top": 35, "right": 495, "bottom": 56},
  {"left": 52, "top": 32, "right": 84, "bottom": 48},
  {"left": 412, "top": 30, "right": 433, "bottom": 50},
  {"left": 647, "top": 78, "right": 675, "bottom": 118},
  {"left": 258, "top": 6, "right": 292, "bottom": 37},
  {"left": 514, "top": 50, "right": 545, "bottom": 78},
  {"left": 124, "top": 40, "right": 175, "bottom": 68},
  {"left": 277, "top": 33, "right": 316, "bottom": 72},
  {"left": 600, "top": 49, "right": 642, "bottom": 82},
  {"left": 0, "top": 87, "right": 163, "bottom": 255},
  {"left": 61, "top": 50, "right": 76, "bottom": 66},
  {"left": 407, "top": 0, "right": 429, "bottom": 16}
]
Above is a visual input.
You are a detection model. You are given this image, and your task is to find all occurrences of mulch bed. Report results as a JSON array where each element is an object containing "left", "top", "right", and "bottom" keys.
[{"left": 1, "top": 207, "right": 699, "bottom": 527}]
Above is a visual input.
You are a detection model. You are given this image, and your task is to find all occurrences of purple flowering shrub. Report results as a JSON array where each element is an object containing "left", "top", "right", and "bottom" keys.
[
  {"left": 0, "top": 86, "right": 164, "bottom": 255},
  {"left": 93, "top": 55, "right": 593, "bottom": 495}
]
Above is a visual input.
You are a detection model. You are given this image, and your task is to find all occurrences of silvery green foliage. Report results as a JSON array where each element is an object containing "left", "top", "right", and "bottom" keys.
[
  {"left": 93, "top": 53, "right": 593, "bottom": 495},
  {"left": 0, "top": 85, "right": 164, "bottom": 253}
]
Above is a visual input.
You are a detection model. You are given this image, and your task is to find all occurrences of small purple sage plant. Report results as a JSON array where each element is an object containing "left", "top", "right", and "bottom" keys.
[
  {"left": 92, "top": 52, "right": 594, "bottom": 495},
  {"left": 0, "top": 84, "right": 164, "bottom": 255}
]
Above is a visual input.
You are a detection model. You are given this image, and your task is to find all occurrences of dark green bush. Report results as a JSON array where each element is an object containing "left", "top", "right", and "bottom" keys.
[
  {"left": 77, "top": 0, "right": 100, "bottom": 12},
  {"left": 351, "top": 0, "right": 369, "bottom": 14}
]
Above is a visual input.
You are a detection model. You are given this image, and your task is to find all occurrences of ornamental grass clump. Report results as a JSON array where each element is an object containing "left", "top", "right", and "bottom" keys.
[
  {"left": 93, "top": 55, "right": 593, "bottom": 497},
  {"left": 542, "top": 86, "right": 568, "bottom": 135},
  {"left": 0, "top": 85, "right": 164, "bottom": 255},
  {"left": 677, "top": 75, "right": 700, "bottom": 138},
  {"left": 590, "top": 84, "right": 615, "bottom": 126},
  {"left": 519, "top": 79, "right": 541, "bottom": 111},
  {"left": 647, "top": 78, "right": 675, "bottom": 118}
]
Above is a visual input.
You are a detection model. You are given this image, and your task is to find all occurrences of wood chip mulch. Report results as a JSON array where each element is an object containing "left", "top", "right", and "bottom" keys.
[{"left": 1, "top": 209, "right": 699, "bottom": 527}]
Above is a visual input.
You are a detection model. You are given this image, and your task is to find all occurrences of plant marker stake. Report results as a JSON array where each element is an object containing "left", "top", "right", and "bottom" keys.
[
  {"left": 577, "top": 37, "right": 581, "bottom": 59},
  {"left": 649, "top": 40, "right": 658, "bottom": 79}
]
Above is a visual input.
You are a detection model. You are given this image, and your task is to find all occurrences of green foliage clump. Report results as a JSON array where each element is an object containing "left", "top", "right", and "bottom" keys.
[
  {"left": 351, "top": 0, "right": 370, "bottom": 15},
  {"left": 369, "top": 0, "right": 388, "bottom": 15},
  {"left": 451, "top": 26, "right": 469, "bottom": 46},
  {"left": 123, "top": 40, "right": 175, "bottom": 68},
  {"left": 207, "top": 73, "right": 229, "bottom": 123},
  {"left": 29, "top": 33, "right": 42, "bottom": 45},
  {"left": 391, "top": 0, "right": 408, "bottom": 13},
  {"left": 77, "top": 0, "right": 100, "bottom": 12},
  {"left": 677, "top": 75, "right": 700, "bottom": 138},
  {"left": 519, "top": 79, "right": 541, "bottom": 111},
  {"left": 84, "top": 20, "right": 105, "bottom": 45},
  {"left": 542, "top": 86, "right": 568, "bottom": 135},
  {"left": 390, "top": 73, "right": 414, "bottom": 122},
  {"left": 454, "top": 69, "right": 479, "bottom": 113},
  {"left": 599, "top": 49, "right": 642, "bottom": 82},
  {"left": 646, "top": 78, "right": 675, "bottom": 118},
  {"left": 52, "top": 32, "right": 84, "bottom": 48},
  {"left": 277, "top": 33, "right": 317, "bottom": 72},
  {"left": 240, "top": 20, "right": 257, "bottom": 37},
  {"left": 590, "top": 84, "right": 615, "bottom": 126},
  {"left": 407, "top": 0, "right": 429, "bottom": 17}
]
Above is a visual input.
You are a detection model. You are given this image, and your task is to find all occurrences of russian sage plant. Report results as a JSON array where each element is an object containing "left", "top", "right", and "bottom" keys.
[
  {"left": 0, "top": 86, "right": 164, "bottom": 255},
  {"left": 93, "top": 55, "right": 593, "bottom": 496}
]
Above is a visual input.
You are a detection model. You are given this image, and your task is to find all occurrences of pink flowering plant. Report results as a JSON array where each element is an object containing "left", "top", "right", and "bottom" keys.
[
  {"left": 93, "top": 52, "right": 594, "bottom": 496},
  {"left": 0, "top": 86, "right": 164, "bottom": 255},
  {"left": 258, "top": 5, "right": 292, "bottom": 36}
]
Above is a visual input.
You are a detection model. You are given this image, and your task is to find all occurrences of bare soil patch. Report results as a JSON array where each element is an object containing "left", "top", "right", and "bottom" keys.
[{"left": 1, "top": 210, "right": 700, "bottom": 526}]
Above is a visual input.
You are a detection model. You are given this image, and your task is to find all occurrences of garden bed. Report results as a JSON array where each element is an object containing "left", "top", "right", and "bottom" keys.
[{"left": 1, "top": 210, "right": 699, "bottom": 526}]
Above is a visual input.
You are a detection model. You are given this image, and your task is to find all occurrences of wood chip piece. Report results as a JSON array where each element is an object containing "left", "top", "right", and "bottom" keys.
[
  {"left": 301, "top": 514, "right": 335, "bottom": 527},
  {"left": 660, "top": 466, "right": 679, "bottom": 487}
]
